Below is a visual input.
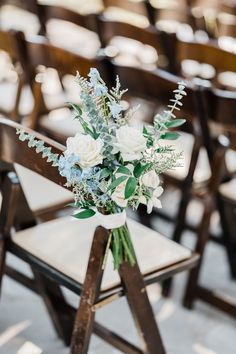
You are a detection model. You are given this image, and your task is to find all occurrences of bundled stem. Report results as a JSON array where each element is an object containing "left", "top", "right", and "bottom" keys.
[{"left": 111, "top": 224, "right": 136, "bottom": 269}]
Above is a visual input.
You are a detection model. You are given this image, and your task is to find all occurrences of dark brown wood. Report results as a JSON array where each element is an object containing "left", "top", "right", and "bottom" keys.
[
  {"left": 19, "top": 35, "right": 109, "bottom": 142},
  {"left": 0, "top": 30, "right": 27, "bottom": 120},
  {"left": 119, "top": 261, "right": 166, "bottom": 354},
  {"left": 194, "top": 285, "right": 236, "bottom": 318},
  {"left": 70, "top": 226, "right": 109, "bottom": 354},
  {"left": 0, "top": 171, "right": 20, "bottom": 293}
]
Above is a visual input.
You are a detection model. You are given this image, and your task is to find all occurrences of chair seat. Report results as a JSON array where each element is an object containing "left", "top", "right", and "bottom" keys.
[
  {"left": 219, "top": 178, "right": 236, "bottom": 202},
  {"left": 14, "top": 164, "right": 73, "bottom": 214},
  {"left": 162, "top": 132, "right": 211, "bottom": 184},
  {"left": 12, "top": 216, "right": 192, "bottom": 292},
  {"left": 162, "top": 132, "right": 236, "bottom": 184},
  {"left": 40, "top": 107, "right": 82, "bottom": 142}
]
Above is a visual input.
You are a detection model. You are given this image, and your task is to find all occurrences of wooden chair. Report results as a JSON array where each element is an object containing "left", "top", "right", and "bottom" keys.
[
  {"left": 97, "top": 14, "right": 177, "bottom": 72},
  {"left": 36, "top": 4, "right": 101, "bottom": 58},
  {"left": 0, "top": 30, "right": 29, "bottom": 120},
  {"left": 175, "top": 39, "right": 236, "bottom": 88},
  {"left": 0, "top": 117, "right": 199, "bottom": 353},
  {"left": 0, "top": 0, "right": 42, "bottom": 34},
  {"left": 20, "top": 35, "right": 109, "bottom": 144},
  {"left": 182, "top": 85, "right": 236, "bottom": 317}
]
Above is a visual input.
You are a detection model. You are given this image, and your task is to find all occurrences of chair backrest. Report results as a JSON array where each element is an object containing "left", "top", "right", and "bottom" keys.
[
  {"left": 102, "top": 0, "right": 149, "bottom": 17},
  {"left": 200, "top": 86, "right": 236, "bottom": 152},
  {"left": 176, "top": 39, "right": 236, "bottom": 74},
  {"left": 0, "top": 0, "right": 39, "bottom": 14},
  {"left": 21, "top": 35, "right": 108, "bottom": 85},
  {"left": 37, "top": 4, "right": 99, "bottom": 35},
  {"left": 0, "top": 29, "right": 24, "bottom": 62},
  {"left": 0, "top": 117, "right": 65, "bottom": 187},
  {"left": 111, "top": 62, "right": 200, "bottom": 123},
  {"left": 97, "top": 14, "right": 176, "bottom": 71}
]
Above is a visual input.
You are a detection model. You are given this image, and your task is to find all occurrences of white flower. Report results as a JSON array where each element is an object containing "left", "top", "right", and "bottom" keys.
[
  {"left": 147, "top": 187, "right": 163, "bottom": 214},
  {"left": 65, "top": 133, "right": 103, "bottom": 169},
  {"left": 139, "top": 187, "right": 163, "bottom": 214},
  {"left": 111, "top": 179, "right": 128, "bottom": 208},
  {"left": 113, "top": 126, "right": 147, "bottom": 161},
  {"left": 142, "top": 170, "right": 160, "bottom": 189}
]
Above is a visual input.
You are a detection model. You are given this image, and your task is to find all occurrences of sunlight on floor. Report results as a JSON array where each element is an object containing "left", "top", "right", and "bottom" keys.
[
  {"left": 0, "top": 320, "right": 31, "bottom": 347},
  {"left": 17, "top": 341, "right": 43, "bottom": 354}
]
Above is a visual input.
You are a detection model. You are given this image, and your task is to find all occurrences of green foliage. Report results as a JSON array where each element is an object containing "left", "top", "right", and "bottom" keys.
[
  {"left": 125, "top": 177, "right": 137, "bottom": 199},
  {"left": 73, "top": 209, "right": 96, "bottom": 219}
]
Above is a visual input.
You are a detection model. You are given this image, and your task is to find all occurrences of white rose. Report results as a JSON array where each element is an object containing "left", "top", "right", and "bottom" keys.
[
  {"left": 111, "top": 179, "right": 128, "bottom": 208},
  {"left": 65, "top": 133, "right": 103, "bottom": 169},
  {"left": 139, "top": 186, "right": 163, "bottom": 214},
  {"left": 142, "top": 170, "right": 160, "bottom": 189},
  {"left": 113, "top": 126, "right": 147, "bottom": 161}
]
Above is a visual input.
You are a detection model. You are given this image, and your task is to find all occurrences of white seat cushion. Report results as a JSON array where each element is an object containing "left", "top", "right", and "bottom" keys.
[
  {"left": 161, "top": 132, "right": 212, "bottom": 184},
  {"left": 14, "top": 164, "right": 73, "bottom": 214},
  {"left": 40, "top": 107, "right": 82, "bottom": 140},
  {"left": 219, "top": 178, "right": 236, "bottom": 202},
  {"left": 161, "top": 132, "right": 236, "bottom": 183},
  {"left": 12, "top": 216, "right": 191, "bottom": 292}
]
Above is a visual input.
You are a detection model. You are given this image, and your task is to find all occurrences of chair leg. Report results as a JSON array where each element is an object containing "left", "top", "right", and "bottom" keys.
[
  {"left": 0, "top": 239, "right": 6, "bottom": 296},
  {"left": 183, "top": 201, "right": 213, "bottom": 309},
  {"left": 217, "top": 197, "right": 236, "bottom": 279},
  {"left": 70, "top": 227, "right": 108, "bottom": 354},
  {"left": 32, "top": 269, "right": 74, "bottom": 346},
  {"left": 162, "top": 190, "right": 191, "bottom": 297},
  {"left": 119, "top": 261, "right": 166, "bottom": 354}
]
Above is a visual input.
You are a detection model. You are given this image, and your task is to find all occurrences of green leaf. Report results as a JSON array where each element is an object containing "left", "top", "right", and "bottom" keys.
[
  {"left": 134, "top": 162, "right": 151, "bottom": 178},
  {"left": 69, "top": 103, "right": 83, "bottom": 115},
  {"left": 73, "top": 209, "right": 96, "bottom": 219},
  {"left": 108, "top": 175, "right": 128, "bottom": 191},
  {"left": 160, "top": 132, "right": 180, "bottom": 140},
  {"left": 165, "top": 119, "right": 186, "bottom": 128},
  {"left": 125, "top": 177, "right": 137, "bottom": 199},
  {"left": 143, "top": 125, "right": 149, "bottom": 137},
  {"left": 116, "top": 166, "right": 132, "bottom": 175},
  {"left": 100, "top": 168, "right": 111, "bottom": 179}
]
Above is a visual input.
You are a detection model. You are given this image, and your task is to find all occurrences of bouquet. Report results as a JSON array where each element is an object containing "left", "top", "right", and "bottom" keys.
[{"left": 17, "top": 68, "right": 186, "bottom": 269}]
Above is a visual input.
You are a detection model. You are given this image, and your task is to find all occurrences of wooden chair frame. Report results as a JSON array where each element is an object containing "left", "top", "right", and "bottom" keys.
[
  {"left": 0, "top": 117, "right": 198, "bottom": 353},
  {"left": 174, "top": 86, "right": 236, "bottom": 318},
  {"left": 19, "top": 35, "right": 109, "bottom": 143},
  {"left": 0, "top": 30, "right": 27, "bottom": 120}
]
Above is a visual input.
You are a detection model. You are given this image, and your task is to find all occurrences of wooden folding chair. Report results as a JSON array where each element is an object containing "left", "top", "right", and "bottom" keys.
[
  {"left": 19, "top": 35, "right": 109, "bottom": 144},
  {"left": 0, "top": 117, "right": 199, "bottom": 353},
  {"left": 0, "top": 0, "right": 42, "bottom": 34},
  {"left": 36, "top": 4, "right": 101, "bottom": 57},
  {"left": 175, "top": 39, "right": 236, "bottom": 88},
  {"left": 182, "top": 85, "right": 236, "bottom": 317},
  {"left": 97, "top": 13, "right": 176, "bottom": 72}
]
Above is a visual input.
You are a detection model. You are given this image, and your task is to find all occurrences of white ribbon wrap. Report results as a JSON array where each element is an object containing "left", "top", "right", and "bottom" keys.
[{"left": 96, "top": 210, "right": 126, "bottom": 229}]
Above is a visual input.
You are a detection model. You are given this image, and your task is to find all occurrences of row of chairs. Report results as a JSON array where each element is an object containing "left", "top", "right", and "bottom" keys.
[
  {"left": 1, "top": 27, "right": 236, "bottom": 318},
  {"left": 0, "top": 0, "right": 235, "bottom": 39}
]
